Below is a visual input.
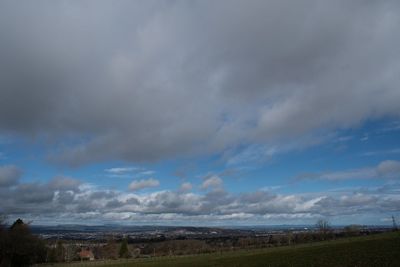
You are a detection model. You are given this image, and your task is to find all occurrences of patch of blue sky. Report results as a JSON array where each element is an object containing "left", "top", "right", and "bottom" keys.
[{"left": 1, "top": 117, "right": 399, "bottom": 200}]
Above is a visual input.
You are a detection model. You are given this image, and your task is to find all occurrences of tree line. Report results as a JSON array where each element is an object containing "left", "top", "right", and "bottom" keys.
[{"left": 0, "top": 217, "right": 47, "bottom": 267}]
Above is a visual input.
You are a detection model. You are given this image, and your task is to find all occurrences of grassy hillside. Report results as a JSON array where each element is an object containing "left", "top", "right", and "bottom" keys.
[{"left": 48, "top": 232, "right": 400, "bottom": 267}]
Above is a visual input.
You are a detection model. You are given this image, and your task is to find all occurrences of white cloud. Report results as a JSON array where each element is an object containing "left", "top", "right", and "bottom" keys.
[
  {"left": 129, "top": 178, "right": 160, "bottom": 191},
  {"left": 201, "top": 175, "right": 223, "bottom": 190},
  {"left": 226, "top": 145, "right": 277, "bottom": 167},
  {"left": 138, "top": 170, "right": 155, "bottom": 176},
  {"left": 377, "top": 160, "right": 400, "bottom": 176},
  {"left": 179, "top": 182, "right": 192, "bottom": 192},
  {"left": 105, "top": 167, "right": 138, "bottom": 174}
]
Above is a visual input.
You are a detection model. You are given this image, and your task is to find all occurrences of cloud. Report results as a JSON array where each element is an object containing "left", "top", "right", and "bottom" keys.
[
  {"left": 377, "top": 121, "right": 400, "bottom": 133},
  {"left": 179, "top": 182, "right": 192, "bottom": 192},
  {"left": 201, "top": 175, "right": 223, "bottom": 190},
  {"left": 297, "top": 160, "right": 400, "bottom": 181},
  {"left": 377, "top": 160, "right": 400, "bottom": 176},
  {"left": 104, "top": 167, "right": 155, "bottom": 179},
  {"left": 138, "top": 170, "right": 156, "bottom": 176},
  {"left": 15, "top": 183, "right": 55, "bottom": 204},
  {"left": 129, "top": 178, "right": 160, "bottom": 191},
  {"left": 0, "top": 165, "right": 21, "bottom": 187},
  {"left": 48, "top": 176, "right": 81, "bottom": 192},
  {"left": 105, "top": 167, "right": 138, "bottom": 174},
  {"left": 1, "top": 175, "right": 400, "bottom": 224},
  {"left": 0, "top": 174, "right": 84, "bottom": 214},
  {"left": 225, "top": 145, "right": 277, "bottom": 167},
  {"left": 0, "top": 1, "right": 399, "bottom": 165},
  {"left": 313, "top": 193, "right": 380, "bottom": 216},
  {"left": 361, "top": 148, "right": 400, "bottom": 156}
]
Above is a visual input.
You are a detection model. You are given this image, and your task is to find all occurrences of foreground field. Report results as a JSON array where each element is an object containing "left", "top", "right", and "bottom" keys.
[{"left": 46, "top": 232, "right": 400, "bottom": 267}]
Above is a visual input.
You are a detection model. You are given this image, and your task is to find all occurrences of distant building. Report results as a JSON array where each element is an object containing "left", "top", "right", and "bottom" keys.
[{"left": 78, "top": 248, "right": 94, "bottom": 261}]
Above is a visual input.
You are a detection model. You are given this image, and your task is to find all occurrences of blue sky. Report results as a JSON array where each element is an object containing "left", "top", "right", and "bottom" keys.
[{"left": 0, "top": 1, "right": 400, "bottom": 226}]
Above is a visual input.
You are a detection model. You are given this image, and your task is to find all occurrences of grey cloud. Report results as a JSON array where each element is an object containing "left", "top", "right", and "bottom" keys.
[
  {"left": 239, "top": 191, "right": 275, "bottom": 204},
  {"left": 15, "top": 183, "right": 55, "bottom": 204},
  {"left": 74, "top": 201, "right": 99, "bottom": 214},
  {"left": 105, "top": 199, "right": 125, "bottom": 209},
  {"left": 0, "top": 1, "right": 399, "bottom": 165},
  {"left": 48, "top": 176, "right": 81, "bottom": 192},
  {"left": 0, "top": 175, "right": 84, "bottom": 214},
  {"left": 125, "top": 197, "right": 140, "bottom": 205},
  {"left": 88, "top": 191, "right": 117, "bottom": 200},
  {"left": 56, "top": 191, "right": 75, "bottom": 205},
  {"left": 314, "top": 193, "right": 380, "bottom": 216},
  {"left": 197, "top": 190, "right": 234, "bottom": 215},
  {"left": 141, "top": 191, "right": 201, "bottom": 215},
  {"left": 129, "top": 178, "right": 160, "bottom": 191},
  {"left": 379, "top": 197, "right": 400, "bottom": 211},
  {"left": 0, "top": 165, "right": 21, "bottom": 187}
]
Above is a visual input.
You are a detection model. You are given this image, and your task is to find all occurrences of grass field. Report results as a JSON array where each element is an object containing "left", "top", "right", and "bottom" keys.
[{"left": 43, "top": 231, "right": 400, "bottom": 267}]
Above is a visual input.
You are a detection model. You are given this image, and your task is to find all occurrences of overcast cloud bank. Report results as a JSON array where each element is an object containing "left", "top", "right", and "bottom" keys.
[{"left": 0, "top": 0, "right": 399, "bottom": 166}]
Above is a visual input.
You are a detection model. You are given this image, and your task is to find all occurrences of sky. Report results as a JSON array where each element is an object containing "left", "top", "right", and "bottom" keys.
[{"left": 0, "top": 0, "right": 400, "bottom": 226}]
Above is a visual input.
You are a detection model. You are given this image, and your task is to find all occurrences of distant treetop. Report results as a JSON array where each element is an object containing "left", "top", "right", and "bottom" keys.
[{"left": 10, "top": 218, "right": 24, "bottom": 229}]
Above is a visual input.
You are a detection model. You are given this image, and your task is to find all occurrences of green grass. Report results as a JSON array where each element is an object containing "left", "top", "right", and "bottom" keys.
[{"left": 43, "top": 232, "right": 400, "bottom": 267}]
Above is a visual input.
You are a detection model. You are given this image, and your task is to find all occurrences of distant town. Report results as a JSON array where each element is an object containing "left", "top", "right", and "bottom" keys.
[{"left": 31, "top": 224, "right": 393, "bottom": 242}]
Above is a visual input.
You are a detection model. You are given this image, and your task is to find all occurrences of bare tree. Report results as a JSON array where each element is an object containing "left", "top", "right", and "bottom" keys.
[
  {"left": 392, "top": 215, "right": 398, "bottom": 231},
  {"left": 316, "top": 219, "right": 331, "bottom": 235},
  {"left": 0, "top": 214, "right": 7, "bottom": 265}
]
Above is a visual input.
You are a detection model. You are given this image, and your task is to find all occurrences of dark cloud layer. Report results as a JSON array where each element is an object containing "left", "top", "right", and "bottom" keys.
[{"left": 0, "top": 0, "right": 400, "bottom": 166}]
